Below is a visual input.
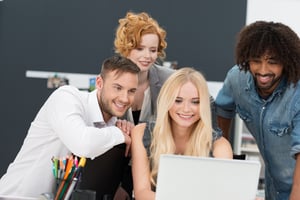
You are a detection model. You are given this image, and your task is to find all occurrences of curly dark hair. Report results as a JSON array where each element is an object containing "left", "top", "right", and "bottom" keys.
[{"left": 236, "top": 21, "right": 300, "bottom": 85}]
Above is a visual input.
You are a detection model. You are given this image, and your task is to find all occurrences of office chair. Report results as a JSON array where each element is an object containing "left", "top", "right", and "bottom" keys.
[{"left": 233, "top": 154, "right": 246, "bottom": 160}]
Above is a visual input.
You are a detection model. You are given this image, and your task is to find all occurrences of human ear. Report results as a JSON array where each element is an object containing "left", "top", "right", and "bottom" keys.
[{"left": 96, "top": 75, "right": 104, "bottom": 90}]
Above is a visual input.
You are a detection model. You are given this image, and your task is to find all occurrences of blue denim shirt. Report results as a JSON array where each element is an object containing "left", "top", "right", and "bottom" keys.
[{"left": 215, "top": 65, "right": 300, "bottom": 200}]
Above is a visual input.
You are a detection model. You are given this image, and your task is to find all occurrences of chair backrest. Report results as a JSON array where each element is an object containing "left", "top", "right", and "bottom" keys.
[{"left": 233, "top": 154, "right": 246, "bottom": 160}]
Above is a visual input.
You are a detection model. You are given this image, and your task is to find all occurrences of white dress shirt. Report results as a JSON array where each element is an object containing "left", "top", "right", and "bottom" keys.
[{"left": 0, "top": 85, "right": 124, "bottom": 197}]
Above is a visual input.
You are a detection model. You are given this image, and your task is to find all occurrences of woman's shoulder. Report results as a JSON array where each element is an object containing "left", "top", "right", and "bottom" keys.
[
  {"left": 150, "top": 64, "right": 174, "bottom": 83},
  {"left": 151, "top": 64, "right": 174, "bottom": 75}
]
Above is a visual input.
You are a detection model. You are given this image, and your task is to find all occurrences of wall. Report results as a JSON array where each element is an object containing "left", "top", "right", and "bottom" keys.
[
  {"left": 247, "top": 0, "right": 300, "bottom": 34},
  {"left": 0, "top": 0, "right": 247, "bottom": 176}
]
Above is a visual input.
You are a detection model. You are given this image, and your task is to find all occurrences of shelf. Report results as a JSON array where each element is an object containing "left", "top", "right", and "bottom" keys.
[
  {"left": 241, "top": 146, "right": 260, "bottom": 153},
  {"left": 241, "top": 132, "right": 258, "bottom": 153},
  {"left": 26, "top": 70, "right": 97, "bottom": 90}
]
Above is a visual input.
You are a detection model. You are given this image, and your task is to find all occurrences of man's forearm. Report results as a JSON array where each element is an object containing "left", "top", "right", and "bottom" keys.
[
  {"left": 217, "top": 116, "right": 232, "bottom": 140},
  {"left": 290, "top": 153, "right": 300, "bottom": 200}
]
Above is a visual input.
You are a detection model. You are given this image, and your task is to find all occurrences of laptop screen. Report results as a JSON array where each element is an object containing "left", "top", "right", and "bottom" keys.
[{"left": 155, "top": 154, "right": 261, "bottom": 200}]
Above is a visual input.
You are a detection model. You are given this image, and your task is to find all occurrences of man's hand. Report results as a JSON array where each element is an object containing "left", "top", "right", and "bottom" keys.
[{"left": 116, "top": 119, "right": 135, "bottom": 157}]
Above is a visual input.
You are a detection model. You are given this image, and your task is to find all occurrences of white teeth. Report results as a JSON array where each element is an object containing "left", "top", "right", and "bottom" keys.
[
  {"left": 260, "top": 77, "right": 270, "bottom": 81},
  {"left": 140, "top": 61, "right": 150, "bottom": 65},
  {"left": 178, "top": 114, "right": 192, "bottom": 119},
  {"left": 115, "top": 102, "right": 125, "bottom": 108},
  {"left": 258, "top": 76, "right": 271, "bottom": 84}
]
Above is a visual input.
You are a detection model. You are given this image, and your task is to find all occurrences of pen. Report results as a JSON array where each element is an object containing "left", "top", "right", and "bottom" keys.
[
  {"left": 54, "top": 156, "right": 73, "bottom": 200},
  {"left": 74, "top": 156, "right": 78, "bottom": 168},
  {"left": 78, "top": 157, "right": 86, "bottom": 169},
  {"left": 54, "top": 179, "right": 65, "bottom": 200},
  {"left": 74, "top": 157, "right": 86, "bottom": 179},
  {"left": 63, "top": 156, "right": 73, "bottom": 180},
  {"left": 54, "top": 167, "right": 73, "bottom": 200},
  {"left": 54, "top": 158, "right": 58, "bottom": 178},
  {"left": 74, "top": 157, "right": 86, "bottom": 181},
  {"left": 63, "top": 177, "right": 78, "bottom": 200},
  {"left": 58, "top": 166, "right": 75, "bottom": 200},
  {"left": 53, "top": 155, "right": 86, "bottom": 200},
  {"left": 63, "top": 157, "right": 87, "bottom": 200}
]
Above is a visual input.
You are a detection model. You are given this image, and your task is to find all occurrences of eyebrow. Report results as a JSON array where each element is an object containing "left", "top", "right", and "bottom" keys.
[
  {"left": 112, "top": 83, "right": 122, "bottom": 87},
  {"left": 176, "top": 97, "right": 200, "bottom": 100}
]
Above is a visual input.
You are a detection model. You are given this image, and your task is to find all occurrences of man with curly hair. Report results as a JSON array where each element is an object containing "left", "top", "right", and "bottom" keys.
[{"left": 215, "top": 21, "right": 300, "bottom": 200}]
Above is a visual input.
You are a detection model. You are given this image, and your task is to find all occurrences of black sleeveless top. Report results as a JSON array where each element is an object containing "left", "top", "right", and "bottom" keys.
[{"left": 132, "top": 110, "right": 141, "bottom": 125}]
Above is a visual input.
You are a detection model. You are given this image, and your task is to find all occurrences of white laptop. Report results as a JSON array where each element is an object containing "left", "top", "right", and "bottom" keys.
[
  {"left": 0, "top": 196, "right": 38, "bottom": 200},
  {"left": 155, "top": 154, "right": 261, "bottom": 200}
]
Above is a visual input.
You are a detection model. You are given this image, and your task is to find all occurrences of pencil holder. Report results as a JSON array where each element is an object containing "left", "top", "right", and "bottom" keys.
[{"left": 51, "top": 156, "right": 87, "bottom": 200}]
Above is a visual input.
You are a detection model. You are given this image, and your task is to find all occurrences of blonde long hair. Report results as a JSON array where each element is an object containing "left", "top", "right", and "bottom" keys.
[
  {"left": 149, "top": 67, "right": 213, "bottom": 186},
  {"left": 114, "top": 11, "right": 167, "bottom": 59}
]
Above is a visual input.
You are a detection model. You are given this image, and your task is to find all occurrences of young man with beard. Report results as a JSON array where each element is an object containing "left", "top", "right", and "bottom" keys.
[
  {"left": 215, "top": 21, "right": 300, "bottom": 200},
  {"left": 0, "top": 55, "right": 140, "bottom": 199}
]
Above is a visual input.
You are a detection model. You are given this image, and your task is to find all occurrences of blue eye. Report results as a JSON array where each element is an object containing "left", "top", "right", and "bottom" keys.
[
  {"left": 114, "top": 86, "right": 122, "bottom": 91},
  {"left": 129, "top": 89, "right": 136, "bottom": 95},
  {"left": 192, "top": 100, "right": 200, "bottom": 105}
]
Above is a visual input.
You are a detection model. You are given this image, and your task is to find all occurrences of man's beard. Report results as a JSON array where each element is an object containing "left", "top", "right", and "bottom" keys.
[
  {"left": 254, "top": 73, "right": 282, "bottom": 91},
  {"left": 99, "top": 92, "right": 127, "bottom": 119}
]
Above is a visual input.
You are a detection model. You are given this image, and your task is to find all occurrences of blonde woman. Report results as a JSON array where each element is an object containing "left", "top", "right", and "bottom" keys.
[
  {"left": 131, "top": 68, "right": 233, "bottom": 200},
  {"left": 114, "top": 12, "right": 226, "bottom": 199}
]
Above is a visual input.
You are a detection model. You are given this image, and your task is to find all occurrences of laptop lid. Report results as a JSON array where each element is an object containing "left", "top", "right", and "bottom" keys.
[{"left": 155, "top": 154, "right": 261, "bottom": 200}]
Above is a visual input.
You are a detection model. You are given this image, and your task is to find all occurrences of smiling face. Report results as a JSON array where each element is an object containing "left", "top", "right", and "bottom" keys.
[
  {"left": 249, "top": 54, "right": 284, "bottom": 97},
  {"left": 96, "top": 70, "right": 138, "bottom": 122},
  {"left": 168, "top": 81, "right": 200, "bottom": 129},
  {"left": 127, "top": 33, "right": 159, "bottom": 72}
]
